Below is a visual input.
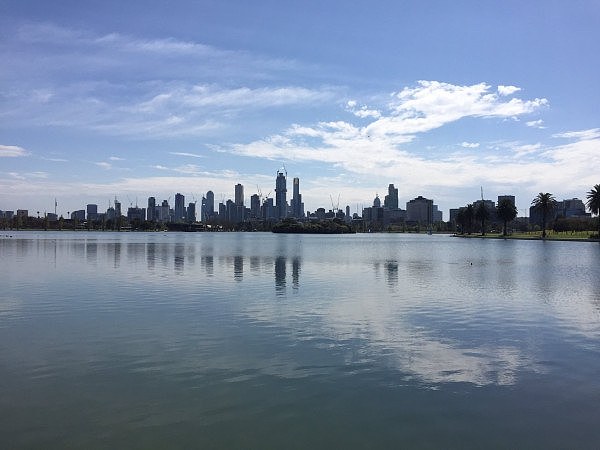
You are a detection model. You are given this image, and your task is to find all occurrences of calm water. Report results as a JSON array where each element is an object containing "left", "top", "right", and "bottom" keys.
[{"left": 1, "top": 231, "right": 600, "bottom": 449}]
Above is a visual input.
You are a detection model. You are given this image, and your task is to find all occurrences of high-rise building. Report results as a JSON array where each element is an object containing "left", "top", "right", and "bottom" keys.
[
  {"left": 114, "top": 200, "right": 121, "bottom": 218},
  {"left": 384, "top": 184, "right": 399, "bottom": 209},
  {"left": 291, "top": 177, "right": 303, "bottom": 218},
  {"left": 234, "top": 184, "right": 244, "bottom": 206},
  {"left": 275, "top": 170, "right": 287, "bottom": 219},
  {"left": 497, "top": 195, "right": 515, "bottom": 208},
  {"left": 159, "top": 200, "right": 169, "bottom": 222},
  {"left": 250, "top": 194, "right": 260, "bottom": 218},
  {"left": 406, "top": 196, "right": 433, "bottom": 225},
  {"left": 86, "top": 204, "right": 98, "bottom": 221},
  {"left": 206, "top": 191, "right": 215, "bottom": 217},
  {"left": 187, "top": 202, "right": 196, "bottom": 222},
  {"left": 147, "top": 197, "right": 156, "bottom": 221},
  {"left": 174, "top": 193, "right": 185, "bottom": 222}
]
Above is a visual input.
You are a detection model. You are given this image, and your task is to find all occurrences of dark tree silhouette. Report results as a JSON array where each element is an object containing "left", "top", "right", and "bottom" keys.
[
  {"left": 456, "top": 208, "right": 466, "bottom": 234},
  {"left": 586, "top": 184, "right": 600, "bottom": 238},
  {"left": 531, "top": 192, "right": 557, "bottom": 238},
  {"left": 497, "top": 199, "right": 518, "bottom": 236},
  {"left": 475, "top": 202, "right": 490, "bottom": 235},
  {"left": 465, "top": 204, "right": 475, "bottom": 235}
]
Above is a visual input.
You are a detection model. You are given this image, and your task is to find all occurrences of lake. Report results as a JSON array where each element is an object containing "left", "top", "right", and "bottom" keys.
[{"left": 1, "top": 231, "right": 600, "bottom": 449}]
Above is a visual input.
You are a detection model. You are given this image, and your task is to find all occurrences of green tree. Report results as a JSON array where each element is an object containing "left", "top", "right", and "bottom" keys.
[
  {"left": 586, "top": 184, "right": 600, "bottom": 238},
  {"left": 475, "top": 202, "right": 490, "bottom": 235},
  {"left": 497, "top": 199, "right": 518, "bottom": 236},
  {"left": 531, "top": 192, "right": 557, "bottom": 238}
]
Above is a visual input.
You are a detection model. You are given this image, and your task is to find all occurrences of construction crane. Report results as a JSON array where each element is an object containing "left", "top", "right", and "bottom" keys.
[{"left": 330, "top": 194, "right": 341, "bottom": 214}]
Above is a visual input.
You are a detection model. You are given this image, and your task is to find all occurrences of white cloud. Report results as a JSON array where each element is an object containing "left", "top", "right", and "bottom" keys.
[
  {"left": 461, "top": 142, "right": 480, "bottom": 148},
  {"left": 170, "top": 152, "right": 205, "bottom": 158},
  {"left": 553, "top": 128, "right": 600, "bottom": 141},
  {"left": 41, "top": 156, "right": 68, "bottom": 162},
  {"left": 95, "top": 162, "right": 111, "bottom": 169},
  {"left": 0, "top": 145, "right": 29, "bottom": 157},
  {"left": 109, "top": 156, "right": 125, "bottom": 161},
  {"left": 497, "top": 85, "right": 521, "bottom": 96},
  {"left": 526, "top": 119, "right": 545, "bottom": 129},
  {"left": 229, "top": 81, "right": 548, "bottom": 177}
]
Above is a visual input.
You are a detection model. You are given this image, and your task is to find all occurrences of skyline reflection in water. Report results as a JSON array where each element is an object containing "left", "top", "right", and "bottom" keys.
[{"left": 1, "top": 231, "right": 600, "bottom": 448}]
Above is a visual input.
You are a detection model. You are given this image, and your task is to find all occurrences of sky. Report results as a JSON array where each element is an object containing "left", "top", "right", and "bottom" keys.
[{"left": 1, "top": 0, "right": 599, "bottom": 218}]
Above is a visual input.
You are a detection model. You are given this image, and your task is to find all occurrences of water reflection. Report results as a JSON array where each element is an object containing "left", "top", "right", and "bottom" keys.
[
  {"left": 2, "top": 232, "right": 600, "bottom": 392},
  {"left": 275, "top": 256, "right": 286, "bottom": 294},
  {"left": 234, "top": 255, "right": 243, "bottom": 281},
  {"left": 384, "top": 260, "right": 398, "bottom": 286},
  {"left": 174, "top": 243, "right": 184, "bottom": 274}
]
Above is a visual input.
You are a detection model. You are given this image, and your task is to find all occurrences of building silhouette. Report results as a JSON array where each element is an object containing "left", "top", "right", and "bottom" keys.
[
  {"left": 147, "top": 197, "right": 156, "bottom": 221},
  {"left": 275, "top": 170, "right": 287, "bottom": 219},
  {"left": 384, "top": 184, "right": 398, "bottom": 209},
  {"left": 174, "top": 193, "right": 185, "bottom": 223},
  {"left": 291, "top": 177, "right": 303, "bottom": 218},
  {"left": 235, "top": 184, "right": 244, "bottom": 206}
]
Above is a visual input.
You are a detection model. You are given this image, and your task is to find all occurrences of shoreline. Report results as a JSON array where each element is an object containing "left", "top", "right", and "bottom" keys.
[{"left": 452, "top": 233, "right": 600, "bottom": 243}]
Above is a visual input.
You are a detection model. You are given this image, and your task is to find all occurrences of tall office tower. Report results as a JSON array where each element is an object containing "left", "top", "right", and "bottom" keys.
[
  {"left": 200, "top": 196, "right": 207, "bottom": 222},
  {"left": 218, "top": 202, "right": 226, "bottom": 220},
  {"left": 187, "top": 202, "right": 196, "bottom": 222},
  {"left": 250, "top": 194, "right": 260, "bottom": 218},
  {"left": 235, "top": 184, "right": 244, "bottom": 206},
  {"left": 160, "top": 200, "right": 170, "bottom": 222},
  {"left": 497, "top": 195, "right": 516, "bottom": 207},
  {"left": 291, "top": 177, "right": 302, "bottom": 218},
  {"left": 174, "top": 193, "right": 185, "bottom": 222},
  {"left": 86, "top": 204, "right": 98, "bottom": 221},
  {"left": 346, "top": 205, "right": 350, "bottom": 218},
  {"left": 114, "top": 200, "right": 122, "bottom": 218},
  {"left": 206, "top": 191, "right": 215, "bottom": 217},
  {"left": 275, "top": 170, "right": 287, "bottom": 219},
  {"left": 147, "top": 197, "right": 156, "bottom": 221},
  {"left": 384, "top": 184, "right": 399, "bottom": 209}
]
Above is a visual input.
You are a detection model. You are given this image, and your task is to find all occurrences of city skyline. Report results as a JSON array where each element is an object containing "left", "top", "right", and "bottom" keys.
[{"left": 1, "top": 1, "right": 599, "bottom": 217}]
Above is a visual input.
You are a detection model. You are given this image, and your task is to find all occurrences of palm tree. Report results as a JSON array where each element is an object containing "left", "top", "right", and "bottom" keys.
[
  {"left": 497, "top": 199, "right": 518, "bottom": 236},
  {"left": 586, "top": 184, "right": 600, "bottom": 238},
  {"left": 455, "top": 208, "right": 466, "bottom": 234},
  {"left": 475, "top": 202, "right": 490, "bottom": 235},
  {"left": 531, "top": 192, "right": 557, "bottom": 238},
  {"left": 465, "top": 204, "right": 475, "bottom": 235}
]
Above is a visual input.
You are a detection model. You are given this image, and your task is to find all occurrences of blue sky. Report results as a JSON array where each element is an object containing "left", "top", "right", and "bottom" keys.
[{"left": 1, "top": 0, "right": 599, "bottom": 218}]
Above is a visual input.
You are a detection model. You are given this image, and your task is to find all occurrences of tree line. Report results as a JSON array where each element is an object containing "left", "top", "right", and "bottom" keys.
[{"left": 455, "top": 184, "right": 600, "bottom": 238}]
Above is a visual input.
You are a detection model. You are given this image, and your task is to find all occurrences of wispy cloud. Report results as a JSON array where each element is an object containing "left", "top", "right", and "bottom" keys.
[
  {"left": 526, "top": 119, "right": 545, "bottom": 129},
  {"left": 553, "top": 128, "right": 600, "bottom": 140},
  {"left": 461, "top": 142, "right": 480, "bottom": 148},
  {"left": 41, "top": 156, "right": 68, "bottom": 162},
  {"left": 95, "top": 162, "right": 112, "bottom": 169},
  {"left": 0, "top": 145, "right": 29, "bottom": 157},
  {"left": 170, "top": 152, "right": 205, "bottom": 158},
  {"left": 109, "top": 156, "right": 125, "bottom": 161}
]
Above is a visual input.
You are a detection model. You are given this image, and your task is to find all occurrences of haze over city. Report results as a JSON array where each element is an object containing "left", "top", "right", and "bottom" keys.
[{"left": 1, "top": 1, "right": 599, "bottom": 217}]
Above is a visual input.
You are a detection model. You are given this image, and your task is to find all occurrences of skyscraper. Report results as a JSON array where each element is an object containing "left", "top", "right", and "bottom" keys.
[
  {"left": 250, "top": 194, "right": 260, "bottom": 218},
  {"left": 86, "top": 204, "right": 98, "bottom": 221},
  {"left": 384, "top": 184, "right": 399, "bottom": 209},
  {"left": 147, "top": 197, "right": 156, "bottom": 221},
  {"left": 275, "top": 170, "right": 287, "bottom": 219},
  {"left": 175, "top": 193, "right": 185, "bottom": 222},
  {"left": 187, "top": 202, "right": 196, "bottom": 222},
  {"left": 206, "top": 190, "right": 215, "bottom": 217},
  {"left": 291, "top": 177, "right": 303, "bottom": 218},
  {"left": 235, "top": 184, "right": 244, "bottom": 206}
]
